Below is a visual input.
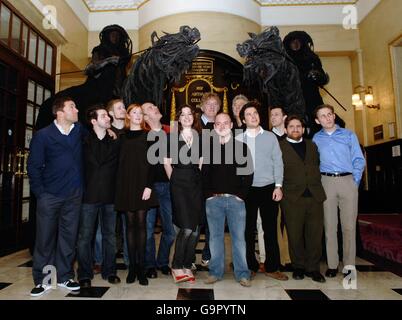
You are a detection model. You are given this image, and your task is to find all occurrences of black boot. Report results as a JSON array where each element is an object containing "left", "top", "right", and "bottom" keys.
[
  {"left": 137, "top": 266, "right": 149, "bottom": 286},
  {"left": 126, "top": 266, "right": 136, "bottom": 284}
]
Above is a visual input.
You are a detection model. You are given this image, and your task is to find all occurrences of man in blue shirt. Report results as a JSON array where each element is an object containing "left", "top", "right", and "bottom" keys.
[
  {"left": 28, "top": 97, "right": 83, "bottom": 296},
  {"left": 313, "top": 104, "right": 365, "bottom": 278}
]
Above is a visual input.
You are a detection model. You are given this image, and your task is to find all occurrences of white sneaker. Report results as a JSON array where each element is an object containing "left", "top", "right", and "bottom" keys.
[
  {"left": 57, "top": 279, "right": 80, "bottom": 291},
  {"left": 30, "top": 284, "right": 51, "bottom": 297}
]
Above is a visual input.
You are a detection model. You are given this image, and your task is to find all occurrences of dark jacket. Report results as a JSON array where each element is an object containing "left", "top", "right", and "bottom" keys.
[
  {"left": 279, "top": 139, "right": 326, "bottom": 203},
  {"left": 202, "top": 135, "right": 254, "bottom": 200},
  {"left": 82, "top": 131, "right": 120, "bottom": 204},
  {"left": 27, "top": 122, "right": 84, "bottom": 198}
]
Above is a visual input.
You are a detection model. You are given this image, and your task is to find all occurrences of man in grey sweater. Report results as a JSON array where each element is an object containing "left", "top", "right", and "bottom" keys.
[{"left": 236, "top": 101, "right": 288, "bottom": 281}]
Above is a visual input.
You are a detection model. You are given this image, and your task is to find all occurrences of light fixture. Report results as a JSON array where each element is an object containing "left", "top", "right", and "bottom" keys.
[{"left": 352, "top": 86, "right": 380, "bottom": 110}]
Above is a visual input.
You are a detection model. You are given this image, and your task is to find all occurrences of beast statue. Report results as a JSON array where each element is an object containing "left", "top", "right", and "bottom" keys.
[
  {"left": 122, "top": 25, "right": 201, "bottom": 107},
  {"left": 236, "top": 26, "right": 306, "bottom": 118},
  {"left": 35, "top": 24, "right": 132, "bottom": 129}
]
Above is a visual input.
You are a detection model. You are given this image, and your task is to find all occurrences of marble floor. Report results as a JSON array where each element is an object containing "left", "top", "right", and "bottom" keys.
[{"left": 0, "top": 235, "right": 402, "bottom": 301}]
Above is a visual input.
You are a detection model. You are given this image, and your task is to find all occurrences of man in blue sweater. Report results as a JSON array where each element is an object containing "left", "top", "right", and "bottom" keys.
[{"left": 27, "top": 96, "right": 83, "bottom": 297}]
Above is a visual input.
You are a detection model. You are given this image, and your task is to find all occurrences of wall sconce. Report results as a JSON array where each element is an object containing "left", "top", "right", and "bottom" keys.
[{"left": 352, "top": 86, "right": 380, "bottom": 110}]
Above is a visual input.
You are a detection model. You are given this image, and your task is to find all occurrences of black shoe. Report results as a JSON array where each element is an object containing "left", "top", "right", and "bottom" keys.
[
  {"left": 305, "top": 271, "right": 326, "bottom": 283},
  {"left": 159, "top": 265, "right": 171, "bottom": 275},
  {"left": 107, "top": 275, "right": 121, "bottom": 284},
  {"left": 137, "top": 273, "right": 149, "bottom": 286},
  {"left": 79, "top": 279, "right": 91, "bottom": 288},
  {"left": 292, "top": 269, "right": 305, "bottom": 280},
  {"left": 126, "top": 268, "right": 136, "bottom": 284},
  {"left": 146, "top": 267, "right": 158, "bottom": 279},
  {"left": 325, "top": 268, "right": 338, "bottom": 278}
]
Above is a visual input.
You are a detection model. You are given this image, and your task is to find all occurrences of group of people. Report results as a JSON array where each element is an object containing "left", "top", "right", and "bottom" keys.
[{"left": 27, "top": 91, "right": 365, "bottom": 297}]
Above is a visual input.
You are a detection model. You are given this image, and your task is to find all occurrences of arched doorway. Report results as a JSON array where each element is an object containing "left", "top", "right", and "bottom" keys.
[{"left": 163, "top": 49, "right": 266, "bottom": 127}]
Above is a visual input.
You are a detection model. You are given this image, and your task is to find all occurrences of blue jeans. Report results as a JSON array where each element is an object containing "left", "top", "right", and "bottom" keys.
[
  {"left": 95, "top": 212, "right": 129, "bottom": 266},
  {"left": 206, "top": 195, "right": 250, "bottom": 281},
  {"left": 77, "top": 203, "right": 117, "bottom": 280},
  {"left": 94, "top": 218, "right": 102, "bottom": 265},
  {"left": 145, "top": 182, "right": 176, "bottom": 269}
]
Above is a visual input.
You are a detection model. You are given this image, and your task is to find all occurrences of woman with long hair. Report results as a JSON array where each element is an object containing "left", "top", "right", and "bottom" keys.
[
  {"left": 115, "top": 104, "right": 158, "bottom": 286},
  {"left": 164, "top": 104, "right": 204, "bottom": 284}
]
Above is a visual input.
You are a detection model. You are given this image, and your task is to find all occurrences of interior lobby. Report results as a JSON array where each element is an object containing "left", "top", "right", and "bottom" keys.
[{"left": 0, "top": 0, "right": 402, "bottom": 303}]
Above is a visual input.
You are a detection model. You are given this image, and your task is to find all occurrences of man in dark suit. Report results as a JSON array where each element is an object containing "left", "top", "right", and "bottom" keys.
[
  {"left": 76, "top": 105, "right": 121, "bottom": 288},
  {"left": 279, "top": 115, "right": 326, "bottom": 282},
  {"left": 27, "top": 97, "right": 83, "bottom": 296}
]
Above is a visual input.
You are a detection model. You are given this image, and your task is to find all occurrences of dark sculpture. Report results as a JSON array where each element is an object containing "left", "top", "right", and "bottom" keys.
[
  {"left": 122, "top": 25, "right": 201, "bottom": 107},
  {"left": 35, "top": 24, "right": 132, "bottom": 129},
  {"left": 283, "top": 30, "right": 345, "bottom": 133},
  {"left": 283, "top": 31, "right": 329, "bottom": 130},
  {"left": 236, "top": 26, "right": 305, "bottom": 118}
]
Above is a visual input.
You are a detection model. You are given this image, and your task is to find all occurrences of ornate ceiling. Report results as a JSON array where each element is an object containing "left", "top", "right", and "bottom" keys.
[{"left": 83, "top": 0, "right": 358, "bottom": 11}]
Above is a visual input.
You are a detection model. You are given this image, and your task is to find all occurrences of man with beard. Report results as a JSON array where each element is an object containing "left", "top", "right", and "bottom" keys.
[{"left": 279, "top": 115, "right": 326, "bottom": 282}]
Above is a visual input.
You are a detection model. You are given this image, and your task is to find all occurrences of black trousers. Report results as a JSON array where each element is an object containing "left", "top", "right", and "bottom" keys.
[
  {"left": 245, "top": 184, "right": 280, "bottom": 273},
  {"left": 32, "top": 189, "right": 82, "bottom": 285}
]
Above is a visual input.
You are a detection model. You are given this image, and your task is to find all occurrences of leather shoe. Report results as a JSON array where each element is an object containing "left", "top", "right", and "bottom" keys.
[
  {"left": 107, "top": 275, "right": 121, "bottom": 284},
  {"left": 158, "top": 265, "right": 171, "bottom": 275},
  {"left": 292, "top": 269, "right": 305, "bottom": 280},
  {"left": 79, "top": 279, "right": 91, "bottom": 288},
  {"left": 305, "top": 271, "right": 326, "bottom": 283},
  {"left": 126, "top": 268, "right": 136, "bottom": 284},
  {"left": 325, "top": 268, "right": 338, "bottom": 278},
  {"left": 146, "top": 267, "right": 158, "bottom": 279}
]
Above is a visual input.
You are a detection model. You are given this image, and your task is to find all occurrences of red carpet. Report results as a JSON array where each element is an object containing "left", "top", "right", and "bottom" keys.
[{"left": 358, "top": 214, "right": 402, "bottom": 264}]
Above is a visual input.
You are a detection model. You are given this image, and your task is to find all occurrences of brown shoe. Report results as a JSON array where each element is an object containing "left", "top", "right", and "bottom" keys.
[
  {"left": 258, "top": 263, "right": 265, "bottom": 273},
  {"left": 265, "top": 271, "right": 289, "bottom": 281}
]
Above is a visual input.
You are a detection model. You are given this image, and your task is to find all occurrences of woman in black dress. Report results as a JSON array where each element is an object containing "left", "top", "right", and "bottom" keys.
[
  {"left": 164, "top": 104, "right": 203, "bottom": 283},
  {"left": 115, "top": 104, "right": 158, "bottom": 285}
]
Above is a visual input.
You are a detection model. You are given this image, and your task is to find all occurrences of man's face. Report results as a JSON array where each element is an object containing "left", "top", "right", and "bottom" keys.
[
  {"left": 60, "top": 100, "right": 78, "bottom": 123},
  {"left": 232, "top": 98, "right": 247, "bottom": 118},
  {"left": 270, "top": 108, "right": 286, "bottom": 128},
  {"left": 243, "top": 107, "right": 260, "bottom": 129},
  {"left": 201, "top": 98, "right": 220, "bottom": 120},
  {"left": 111, "top": 101, "right": 126, "bottom": 120},
  {"left": 285, "top": 119, "right": 304, "bottom": 140},
  {"left": 94, "top": 109, "right": 111, "bottom": 129},
  {"left": 142, "top": 102, "right": 162, "bottom": 122},
  {"left": 214, "top": 114, "right": 233, "bottom": 138},
  {"left": 315, "top": 107, "right": 336, "bottom": 130}
]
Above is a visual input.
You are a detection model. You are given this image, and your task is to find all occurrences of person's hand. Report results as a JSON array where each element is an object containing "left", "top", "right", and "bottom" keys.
[
  {"left": 272, "top": 187, "right": 283, "bottom": 202},
  {"left": 142, "top": 188, "right": 152, "bottom": 200},
  {"left": 107, "top": 129, "right": 117, "bottom": 140}
]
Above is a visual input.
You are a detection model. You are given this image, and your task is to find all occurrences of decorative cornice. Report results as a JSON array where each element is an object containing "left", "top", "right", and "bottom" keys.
[
  {"left": 255, "top": 0, "right": 358, "bottom": 6},
  {"left": 83, "top": 0, "right": 149, "bottom": 11},
  {"left": 82, "top": 0, "right": 358, "bottom": 12}
]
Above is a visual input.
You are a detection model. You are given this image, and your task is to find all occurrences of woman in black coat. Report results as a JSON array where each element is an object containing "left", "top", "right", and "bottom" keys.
[
  {"left": 115, "top": 104, "right": 158, "bottom": 285},
  {"left": 164, "top": 104, "right": 204, "bottom": 284}
]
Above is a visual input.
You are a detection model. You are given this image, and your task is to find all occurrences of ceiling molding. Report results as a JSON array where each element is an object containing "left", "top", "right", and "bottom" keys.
[
  {"left": 72, "top": 0, "right": 379, "bottom": 31},
  {"left": 255, "top": 0, "right": 358, "bottom": 6}
]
